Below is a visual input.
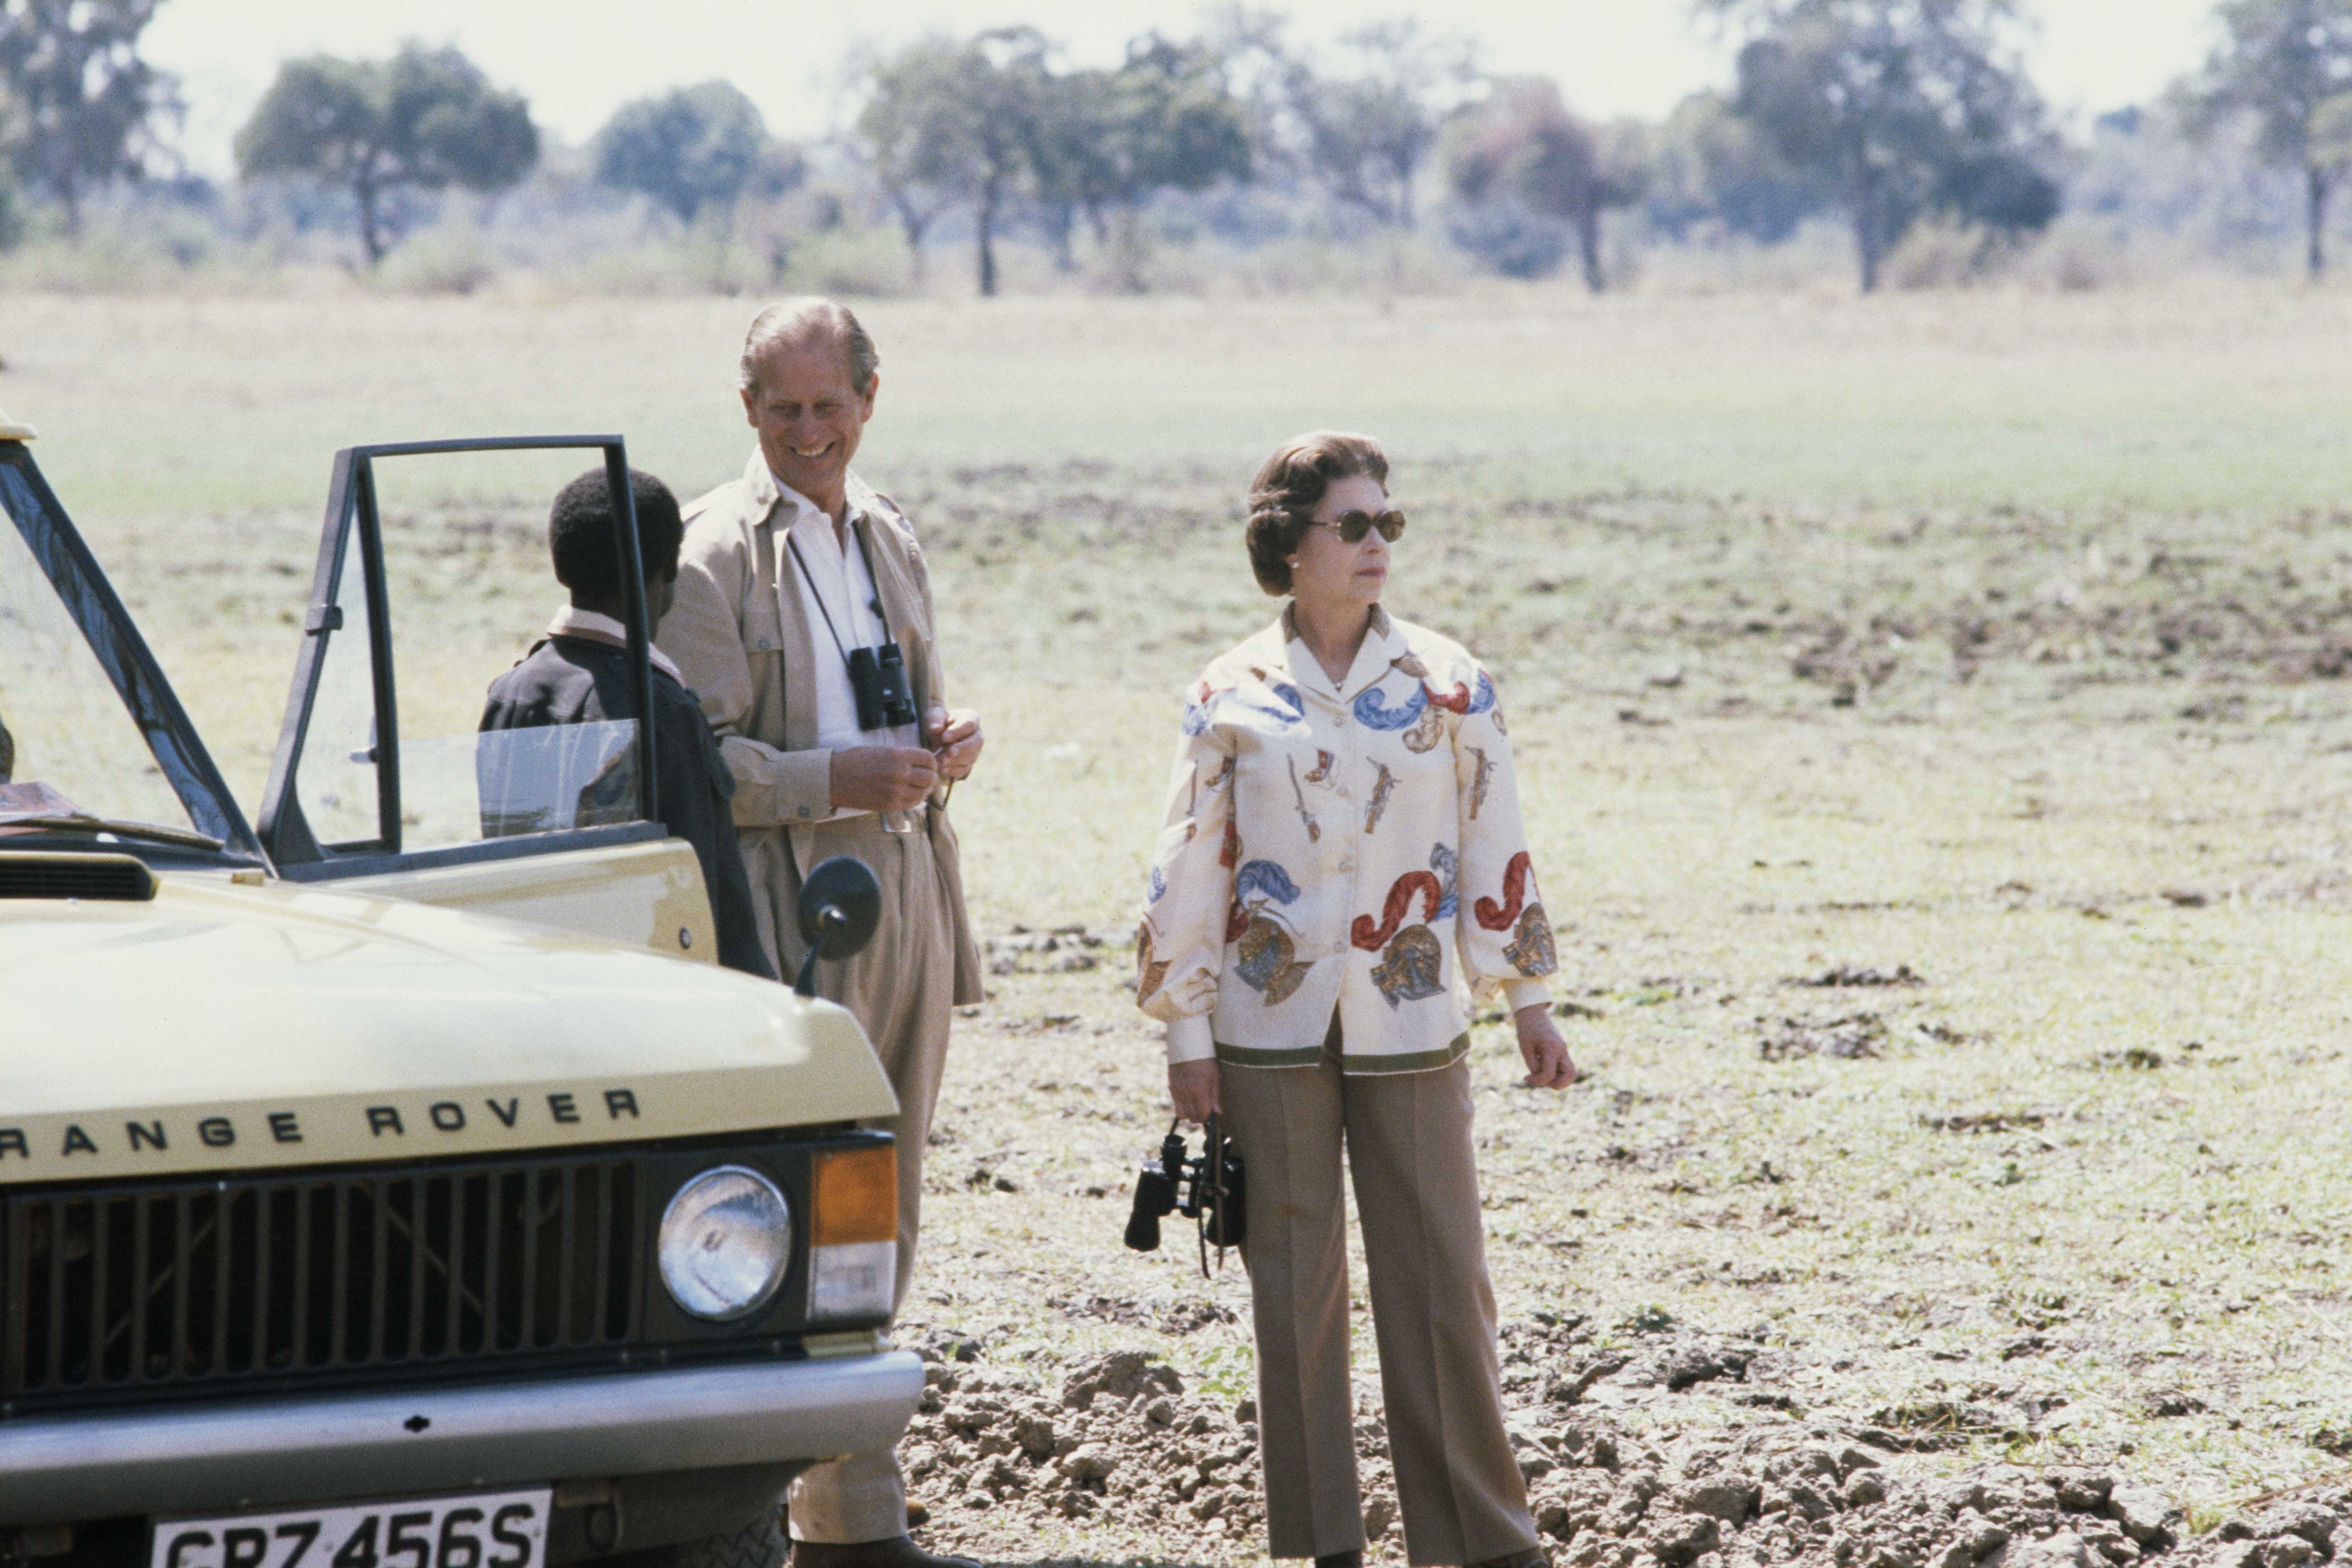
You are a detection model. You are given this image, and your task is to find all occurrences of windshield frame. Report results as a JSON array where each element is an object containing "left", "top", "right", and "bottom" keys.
[{"left": 0, "top": 439, "right": 266, "bottom": 866}]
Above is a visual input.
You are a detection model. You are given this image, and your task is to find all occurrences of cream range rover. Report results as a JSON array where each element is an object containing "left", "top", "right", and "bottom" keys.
[{"left": 0, "top": 419, "right": 918, "bottom": 1568}]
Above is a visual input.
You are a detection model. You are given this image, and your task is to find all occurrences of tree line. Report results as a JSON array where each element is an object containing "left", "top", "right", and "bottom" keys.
[{"left": 4, "top": 0, "right": 2352, "bottom": 291}]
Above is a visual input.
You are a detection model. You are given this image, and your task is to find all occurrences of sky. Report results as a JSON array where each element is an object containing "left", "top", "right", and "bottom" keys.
[{"left": 146, "top": 0, "right": 2226, "bottom": 179}]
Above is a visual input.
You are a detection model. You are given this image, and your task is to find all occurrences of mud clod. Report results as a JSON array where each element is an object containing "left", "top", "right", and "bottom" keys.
[
  {"left": 1762, "top": 1015, "right": 1888, "bottom": 1061},
  {"left": 1797, "top": 965, "right": 1927, "bottom": 989}
]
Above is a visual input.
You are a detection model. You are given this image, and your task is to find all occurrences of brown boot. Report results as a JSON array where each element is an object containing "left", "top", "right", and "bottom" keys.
[{"left": 790, "top": 1537, "right": 980, "bottom": 1568}]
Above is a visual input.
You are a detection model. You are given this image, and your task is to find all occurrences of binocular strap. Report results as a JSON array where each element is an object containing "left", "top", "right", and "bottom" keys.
[{"left": 786, "top": 523, "right": 897, "bottom": 671}]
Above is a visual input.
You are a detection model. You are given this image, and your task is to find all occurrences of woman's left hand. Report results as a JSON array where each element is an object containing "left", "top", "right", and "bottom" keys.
[{"left": 1513, "top": 1003, "right": 1578, "bottom": 1089}]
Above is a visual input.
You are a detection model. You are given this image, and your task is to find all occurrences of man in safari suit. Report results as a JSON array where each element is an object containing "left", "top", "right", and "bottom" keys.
[{"left": 662, "top": 299, "right": 985, "bottom": 1568}]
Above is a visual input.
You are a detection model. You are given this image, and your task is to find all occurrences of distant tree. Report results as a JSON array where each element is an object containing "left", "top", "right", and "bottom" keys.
[
  {"left": 854, "top": 37, "right": 973, "bottom": 284},
  {"left": 1447, "top": 77, "right": 1648, "bottom": 290},
  {"left": 2182, "top": 0, "right": 2352, "bottom": 280},
  {"left": 594, "top": 80, "right": 801, "bottom": 226},
  {"left": 1030, "top": 34, "right": 1252, "bottom": 287},
  {"left": 1196, "top": 5, "right": 1304, "bottom": 179},
  {"left": 235, "top": 42, "right": 538, "bottom": 268},
  {"left": 1026, "top": 65, "right": 1117, "bottom": 269},
  {"left": 0, "top": 0, "right": 180, "bottom": 233},
  {"left": 1702, "top": 0, "right": 2061, "bottom": 292},
  {"left": 1646, "top": 89, "right": 1832, "bottom": 244},
  {"left": 856, "top": 28, "right": 1047, "bottom": 296},
  {"left": 964, "top": 30, "right": 1055, "bottom": 298},
  {"left": 1283, "top": 17, "right": 1476, "bottom": 229}
]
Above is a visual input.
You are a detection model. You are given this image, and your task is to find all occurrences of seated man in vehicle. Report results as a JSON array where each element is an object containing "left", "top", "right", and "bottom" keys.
[{"left": 480, "top": 468, "right": 775, "bottom": 979}]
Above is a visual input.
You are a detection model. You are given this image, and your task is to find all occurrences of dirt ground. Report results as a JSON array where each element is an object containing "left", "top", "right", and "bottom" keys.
[{"left": 875, "top": 461, "right": 2352, "bottom": 1566}]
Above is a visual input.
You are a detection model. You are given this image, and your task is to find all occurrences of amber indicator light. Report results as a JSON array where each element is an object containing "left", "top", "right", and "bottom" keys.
[{"left": 812, "top": 1144, "right": 897, "bottom": 1245}]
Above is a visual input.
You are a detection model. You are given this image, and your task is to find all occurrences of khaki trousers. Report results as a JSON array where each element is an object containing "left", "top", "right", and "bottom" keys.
[
  {"left": 774, "top": 812, "right": 959, "bottom": 1545},
  {"left": 1221, "top": 1022, "right": 1538, "bottom": 1567}
]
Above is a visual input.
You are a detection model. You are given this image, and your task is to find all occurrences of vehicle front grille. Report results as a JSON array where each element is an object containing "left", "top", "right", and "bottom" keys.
[{"left": 2, "top": 1154, "right": 642, "bottom": 1408}]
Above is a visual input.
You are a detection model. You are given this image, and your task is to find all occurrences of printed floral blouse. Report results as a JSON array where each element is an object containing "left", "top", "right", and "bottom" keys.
[{"left": 1136, "top": 605, "right": 1558, "bottom": 1073}]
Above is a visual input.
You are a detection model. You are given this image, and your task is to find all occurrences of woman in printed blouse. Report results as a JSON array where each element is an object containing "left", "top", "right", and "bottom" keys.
[{"left": 1136, "top": 431, "right": 1576, "bottom": 1568}]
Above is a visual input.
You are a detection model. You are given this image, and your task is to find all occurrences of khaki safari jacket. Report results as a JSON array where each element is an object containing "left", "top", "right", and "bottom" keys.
[
  {"left": 664, "top": 451, "right": 984, "bottom": 1002},
  {"left": 1137, "top": 606, "right": 1557, "bottom": 1073}
]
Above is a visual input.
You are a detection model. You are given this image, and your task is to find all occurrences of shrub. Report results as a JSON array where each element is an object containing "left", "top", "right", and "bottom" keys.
[
  {"left": 1446, "top": 201, "right": 1574, "bottom": 280},
  {"left": 778, "top": 225, "right": 915, "bottom": 297},
  {"left": 2012, "top": 217, "right": 2138, "bottom": 293},
  {"left": 374, "top": 217, "right": 498, "bottom": 295}
]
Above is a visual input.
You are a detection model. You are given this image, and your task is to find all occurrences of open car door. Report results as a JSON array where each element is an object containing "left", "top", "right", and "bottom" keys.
[{"left": 256, "top": 437, "right": 719, "bottom": 962}]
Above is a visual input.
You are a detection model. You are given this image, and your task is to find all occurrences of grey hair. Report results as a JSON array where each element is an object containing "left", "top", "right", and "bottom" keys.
[{"left": 738, "top": 297, "right": 880, "bottom": 397}]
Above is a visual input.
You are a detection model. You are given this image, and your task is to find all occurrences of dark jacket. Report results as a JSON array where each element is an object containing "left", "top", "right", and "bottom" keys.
[{"left": 480, "top": 635, "right": 775, "bottom": 980}]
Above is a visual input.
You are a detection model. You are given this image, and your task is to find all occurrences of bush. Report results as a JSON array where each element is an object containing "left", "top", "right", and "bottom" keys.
[
  {"left": 374, "top": 217, "right": 498, "bottom": 294},
  {"left": 0, "top": 212, "right": 264, "bottom": 293},
  {"left": 1886, "top": 220, "right": 1995, "bottom": 289},
  {"left": 1445, "top": 202, "right": 1573, "bottom": 280},
  {"left": 1885, "top": 219, "right": 2052, "bottom": 291},
  {"left": 1622, "top": 217, "right": 1855, "bottom": 294},
  {"left": 2011, "top": 217, "right": 2137, "bottom": 292},
  {"left": 777, "top": 224, "right": 914, "bottom": 297}
]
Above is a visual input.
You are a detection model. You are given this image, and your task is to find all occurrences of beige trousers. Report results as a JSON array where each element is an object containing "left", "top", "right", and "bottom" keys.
[
  {"left": 776, "top": 812, "right": 959, "bottom": 1545},
  {"left": 1221, "top": 1022, "right": 1539, "bottom": 1567}
]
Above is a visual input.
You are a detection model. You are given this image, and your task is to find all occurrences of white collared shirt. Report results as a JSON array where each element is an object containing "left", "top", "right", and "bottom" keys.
[{"left": 772, "top": 478, "right": 921, "bottom": 784}]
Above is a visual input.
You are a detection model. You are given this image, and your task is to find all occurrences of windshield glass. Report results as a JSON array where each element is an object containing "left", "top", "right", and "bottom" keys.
[{"left": 0, "top": 457, "right": 200, "bottom": 838}]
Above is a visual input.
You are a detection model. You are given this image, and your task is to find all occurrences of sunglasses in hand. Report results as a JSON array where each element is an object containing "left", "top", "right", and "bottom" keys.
[{"left": 1311, "top": 508, "right": 1408, "bottom": 544}]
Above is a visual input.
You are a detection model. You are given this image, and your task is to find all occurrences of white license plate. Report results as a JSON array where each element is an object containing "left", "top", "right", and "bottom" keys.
[{"left": 151, "top": 1488, "right": 550, "bottom": 1568}]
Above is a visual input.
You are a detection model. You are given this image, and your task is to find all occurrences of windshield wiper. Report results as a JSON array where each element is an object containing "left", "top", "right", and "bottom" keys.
[{"left": 0, "top": 814, "right": 227, "bottom": 852}]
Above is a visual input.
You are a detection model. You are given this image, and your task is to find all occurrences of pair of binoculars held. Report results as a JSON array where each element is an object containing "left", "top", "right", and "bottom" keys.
[{"left": 1124, "top": 1117, "right": 1245, "bottom": 1272}]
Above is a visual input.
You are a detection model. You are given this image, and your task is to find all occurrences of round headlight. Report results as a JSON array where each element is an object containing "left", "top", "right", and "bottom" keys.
[{"left": 658, "top": 1165, "right": 793, "bottom": 1321}]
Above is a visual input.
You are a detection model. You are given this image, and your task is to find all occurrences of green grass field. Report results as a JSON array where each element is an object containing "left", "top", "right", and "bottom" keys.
[{"left": 6, "top": 282, "right": 2351, "bottom": 1562}]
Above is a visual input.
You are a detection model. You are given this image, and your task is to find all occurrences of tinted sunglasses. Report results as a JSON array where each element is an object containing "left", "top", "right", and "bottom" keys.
[{"left": 1312, "top": 508, "right": 1407, "bottom": 544}]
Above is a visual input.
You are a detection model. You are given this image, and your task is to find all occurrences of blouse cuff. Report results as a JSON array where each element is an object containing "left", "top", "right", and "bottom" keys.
[
  {"left": 1501, "top": 978, "right": 1553, "bottom": 1015},
  {"left": 1165, "top": 1014, "right": 1217, "bottom": 1066}
]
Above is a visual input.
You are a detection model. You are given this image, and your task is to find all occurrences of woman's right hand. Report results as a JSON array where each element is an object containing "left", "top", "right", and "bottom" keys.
[{"left": 1170, "top": 1058, "right": 1223, "bottom": 1124}]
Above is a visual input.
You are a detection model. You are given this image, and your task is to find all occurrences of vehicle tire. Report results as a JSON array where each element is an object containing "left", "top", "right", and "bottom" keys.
[{"left": 598, "top": 1514, "right": 786, "bottom": 1568}]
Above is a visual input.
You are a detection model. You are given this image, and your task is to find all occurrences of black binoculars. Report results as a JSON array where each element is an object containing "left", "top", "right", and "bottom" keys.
[
  {"left": 848, "top": 641, "right": 920, "bottom": 731},
  {"left": 1124, "top": 1117, "right": 1245, "bottom": 1272}
]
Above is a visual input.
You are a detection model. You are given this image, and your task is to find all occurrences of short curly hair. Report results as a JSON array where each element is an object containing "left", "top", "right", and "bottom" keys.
[
  {"left": 1245, "top": 431, "right": 1390, "bottom": 596},
  {"left": 549, "top": 467, "right": 683, "bottom": 604}
]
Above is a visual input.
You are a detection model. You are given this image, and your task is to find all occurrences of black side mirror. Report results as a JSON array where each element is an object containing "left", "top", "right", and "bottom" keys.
[{"left": 794, "top": 855, "right": 881, "bottom": 997}]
